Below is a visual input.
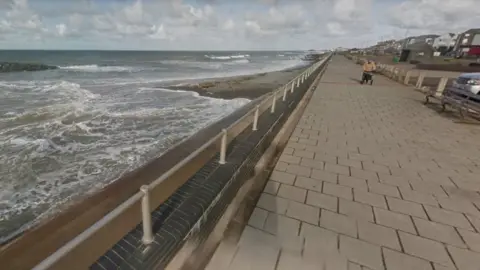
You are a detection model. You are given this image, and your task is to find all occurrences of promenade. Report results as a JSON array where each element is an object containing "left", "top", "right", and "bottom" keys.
[{"left": 206, "top": 56, "right": 480, "bottom": 270}]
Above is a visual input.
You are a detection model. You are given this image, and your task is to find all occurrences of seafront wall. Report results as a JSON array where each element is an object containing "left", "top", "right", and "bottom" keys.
[{"left": 168, "top": 55, "right": 330, "bottom": 270}]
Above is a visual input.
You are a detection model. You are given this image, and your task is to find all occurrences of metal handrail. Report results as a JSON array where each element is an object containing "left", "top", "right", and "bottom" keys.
[{"left": 33, "top": 56, "right": 329, "bottom": 270}]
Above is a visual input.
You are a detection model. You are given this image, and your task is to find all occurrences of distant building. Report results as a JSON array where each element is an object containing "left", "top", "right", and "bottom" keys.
[
  {"left": 398, "top": 35, "right": 438, "bottom": 51},
  {"left": 376, "top": 39, "right": 396, "bottom": 46},
  {"left": 453, "top": 28, "right": 480, "bottom": 57},
  {"left": 400, "top": 42, "right": 435, "bottom": 62},
  {"left": 370, "top": 39, "right": 400, "bottom": 55},
  {"left": 433, "top": 33, "right": 458, "bottom": 55}
]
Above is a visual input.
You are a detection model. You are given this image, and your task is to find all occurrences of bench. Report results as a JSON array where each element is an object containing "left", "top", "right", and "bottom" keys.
[
  {"left": 373, "top": 64, "right": 480, "bottom": 122},
  {"left": 440, "top": 87, "right": 480, "bottom": 121},
  {"left": 423, "top": 77, "right": 449, "bottom": 104}
]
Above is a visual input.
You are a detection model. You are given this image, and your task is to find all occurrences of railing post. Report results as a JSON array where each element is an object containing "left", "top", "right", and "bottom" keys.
[
  {"left": 252, "top": 105, "right": 259, "bottom": 131},
  {"left": 291, "top": 81, "right": 295, "bottom": 93},
  {"left": 140, "top": 185, "right": 154, "bottom": 245},
  {"left": 301, "top": 74, "right": 304, "bottom": 84},
  {"left": 393, "top": 68, "right": 399, "bottom": 80},
  {"left": 271, "top": 92, "right": 276, "bottom": 113},
  {"left": 283, "top": 85, "right": 288, "bottom": 101},
  {"left": 296, "top": 77, "right": 300, "bottom": 87},
  {"left": 219, "top": 129, "right": 227, "bottom": 164},
  {"left": 416, "top": 72, "right": 426, "bottom": 89},
  {"left": 397, "top": 69, "right": 405, "bottom": 82},
  {"left": 404, "top": 71, "right": 411, "bottom": 85},
  {"left": 435, "top": 77, "right": 448, "bottom": 97},
  {"left": 388, "top": 66, "right": 394, "bottom": 77}
]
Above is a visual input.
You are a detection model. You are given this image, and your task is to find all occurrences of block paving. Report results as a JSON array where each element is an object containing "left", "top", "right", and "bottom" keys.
[{"left": 206, "top": 56, "right": 480, "bottom": 270}]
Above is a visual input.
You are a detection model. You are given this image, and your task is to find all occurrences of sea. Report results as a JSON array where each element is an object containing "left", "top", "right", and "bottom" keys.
[{"left": 0, "top": 50, "right": 307, "bottom": 242}]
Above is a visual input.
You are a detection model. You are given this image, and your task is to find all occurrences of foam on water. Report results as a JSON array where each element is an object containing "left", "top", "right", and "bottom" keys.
[
  {"left": 204, "top": 54, "right": 250, "bottom": 60},
  {"left": 59, "top": 65, "right": 141, "bottom": 73},
  {"left": 0, "top": 79, "right": 250, "bottom": 242},
  {"left": 0, "top": 50, "right": 306, "bottom": 242}
]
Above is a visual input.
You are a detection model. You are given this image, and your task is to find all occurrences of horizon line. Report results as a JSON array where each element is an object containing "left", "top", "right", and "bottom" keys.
[{"left": 0, "top": 49, "right": 328, "bottom": 52}]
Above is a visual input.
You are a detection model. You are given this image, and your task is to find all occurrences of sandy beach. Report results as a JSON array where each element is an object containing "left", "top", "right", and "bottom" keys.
[{"left": 163, "top": 66, "right": 306, "bottom": 100}]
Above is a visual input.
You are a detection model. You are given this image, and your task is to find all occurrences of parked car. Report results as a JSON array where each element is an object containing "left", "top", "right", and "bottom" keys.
[{"left": 452, "top": 73, "right": 480, "bottom": 95}]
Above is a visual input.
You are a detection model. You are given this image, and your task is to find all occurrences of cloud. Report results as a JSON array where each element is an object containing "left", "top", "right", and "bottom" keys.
[
  {"left": 0, "top": 0, "right": 478, "bottom": 50},
  {"left": 222, "top": 19, "right": 235, "bottom": 30},
  {"left": 327, "top": 22, "right": 347, "bottom": 36},
  {"left": 55, "top": 24, "right": 66, "bottom": 37},
  {"left": 388, "top": 0, "right": 480, "bottom": 32},
  {"left": 244, "top": 4, "right": 309, "bottom": 37},
  {"left": 4, "top": 0, "right": 46, "bottom": 35}
]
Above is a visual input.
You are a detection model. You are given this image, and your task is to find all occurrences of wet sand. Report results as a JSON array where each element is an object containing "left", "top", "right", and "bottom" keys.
[{"left": 163, "top": 67, "right": 306, "bottom": 100}]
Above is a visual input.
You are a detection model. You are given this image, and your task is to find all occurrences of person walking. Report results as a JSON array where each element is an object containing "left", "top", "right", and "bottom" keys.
[{"left": 361, "top": 60, "right": 376, "bottom": 84}]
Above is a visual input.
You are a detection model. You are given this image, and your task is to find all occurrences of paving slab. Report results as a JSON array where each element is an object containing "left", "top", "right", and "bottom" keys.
[{"left": 206, "top": 56, "right": 480, "bottom": 270}]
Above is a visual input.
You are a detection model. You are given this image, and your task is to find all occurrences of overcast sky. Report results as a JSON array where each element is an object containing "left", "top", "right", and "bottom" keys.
[{"left": 0, "top": 0, "right": 479, "bottom": 50}]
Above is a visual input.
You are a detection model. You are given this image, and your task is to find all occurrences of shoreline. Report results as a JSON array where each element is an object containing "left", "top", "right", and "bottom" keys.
[{"left": 161, "top": 65, "right": 307, "bottom": 100}]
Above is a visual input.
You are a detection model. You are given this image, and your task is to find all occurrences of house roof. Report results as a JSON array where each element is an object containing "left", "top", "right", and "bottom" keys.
[
  {"left": 464, "top": 28, "right": 480, "bottom": 34},
  {"left": 405, "top": 42, "right": 434, "bottom": 52}
]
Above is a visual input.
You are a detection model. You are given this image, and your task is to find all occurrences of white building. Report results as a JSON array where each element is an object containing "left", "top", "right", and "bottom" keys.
[{"left": 433, "top": 33, "right": 458, "bottom": 50}]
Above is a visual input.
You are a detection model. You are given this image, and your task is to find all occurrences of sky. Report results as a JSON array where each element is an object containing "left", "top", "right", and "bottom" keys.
[{"left": 0, "top": 0, "right": 479, "bottom": 50}]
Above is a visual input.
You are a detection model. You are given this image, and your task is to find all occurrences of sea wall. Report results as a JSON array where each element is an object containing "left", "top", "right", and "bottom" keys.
[{"left": 0, "top": 62, "right": 57, "bottom": 73}]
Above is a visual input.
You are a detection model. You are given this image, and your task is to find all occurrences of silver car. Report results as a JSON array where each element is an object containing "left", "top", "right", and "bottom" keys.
[{"left": 452, "top": 73, "right": 480, "bottom": 95}]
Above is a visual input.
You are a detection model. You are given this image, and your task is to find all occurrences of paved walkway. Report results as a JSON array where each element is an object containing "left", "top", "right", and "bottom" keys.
[{"left": 206, "top": 56, "right": 480, "bottom": 270}]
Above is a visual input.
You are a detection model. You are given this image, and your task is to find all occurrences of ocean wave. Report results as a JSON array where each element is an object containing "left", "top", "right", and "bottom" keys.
[
  {"left": 228, "top": 59, "right": 250, "bottom": 64},
  {"left": 204, "top": 54, "right": 250, "bottom": 60},
  {"left": 59, "top": 65, "right": 139, "bottom": 72},
  {"left": 159, "top": 60, "right": 223, "bottom": 70},
  {"left": 0, "top": 80, "right": 99, "bottom": 101},
  {"left": 40, "top": 81, "right": 100, "bottom": 99},
  {"left": 89, "top": 58, "right": 305, "bottom": 89},
  {"left": 139, "top": 87, "right": 251, "bottom": 103},
  {"left": 0, "top": 88, "right": 251, "bottom": 236},
  {"left": 0, "top": 81, "right": 99, "bottom": 131}
]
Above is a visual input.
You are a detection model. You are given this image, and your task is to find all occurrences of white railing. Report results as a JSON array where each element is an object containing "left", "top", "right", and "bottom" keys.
[{"left": 33, "top": 56, "right": 329, "bottom": 270}]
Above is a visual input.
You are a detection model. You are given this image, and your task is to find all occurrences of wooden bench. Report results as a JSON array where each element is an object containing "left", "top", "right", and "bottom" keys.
[
  {"left": 423, "top": 77, "right": 480, "bottom": 122},
  {"left": 374, "top": 64, "right": 480, "bottom": 122},
  {"left": 440, "top": 87, "right": 480, "bottom": 121}
]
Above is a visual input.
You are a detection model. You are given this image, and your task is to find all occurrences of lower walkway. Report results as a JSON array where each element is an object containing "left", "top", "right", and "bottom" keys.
[{"left": 206, "top": 56, "right": 480, "bottom": 270}]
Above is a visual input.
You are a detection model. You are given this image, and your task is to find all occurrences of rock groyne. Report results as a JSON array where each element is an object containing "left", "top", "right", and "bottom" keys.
[{"left": 0, "top": 62, "right": 58, "bottom": 73}]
